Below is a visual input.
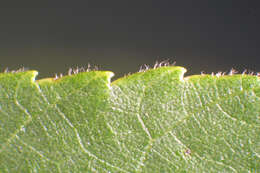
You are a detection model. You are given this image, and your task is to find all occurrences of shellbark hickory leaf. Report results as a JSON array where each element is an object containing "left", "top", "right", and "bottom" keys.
[{"left": 0, "top": 66, "right": 259, "bottom": 172}]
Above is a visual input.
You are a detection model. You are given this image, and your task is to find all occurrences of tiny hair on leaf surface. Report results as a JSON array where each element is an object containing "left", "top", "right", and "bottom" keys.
[{"left": 0, "top": 64, "right": 259, "bottom": 172}]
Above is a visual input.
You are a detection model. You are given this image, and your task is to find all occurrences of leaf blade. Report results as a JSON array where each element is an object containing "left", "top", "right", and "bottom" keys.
[{"left": 0, "top": 66, "right": 259, "bottom": 172}]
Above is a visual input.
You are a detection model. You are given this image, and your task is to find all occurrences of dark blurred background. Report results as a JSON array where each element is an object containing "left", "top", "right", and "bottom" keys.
[{"left": 0, "top": 1, "right": 259, "bottom": 79}]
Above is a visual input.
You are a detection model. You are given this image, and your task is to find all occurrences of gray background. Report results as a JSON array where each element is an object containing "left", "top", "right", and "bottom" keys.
[{"left": 0, "top": 1, "right": 259, "bottom": 79}]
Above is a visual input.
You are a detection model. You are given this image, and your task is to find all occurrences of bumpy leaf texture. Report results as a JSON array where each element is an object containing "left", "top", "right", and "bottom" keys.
[{"left": 0, "top": 66, "right": 259, "bottom": 172}]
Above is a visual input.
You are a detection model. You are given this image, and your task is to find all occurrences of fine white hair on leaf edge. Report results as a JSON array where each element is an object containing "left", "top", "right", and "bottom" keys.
[
  {"left": 209, "top": 68, "right": 258, "bottom": 77},
  {"left": 3, "top": 67, "right": 29, "bottom": 73},
  {"left": 54, "top": 64, "right": 100, "bottom": 80},
  {"left": 139, "top": 59, "right": 176, "bottom": 72},
  {"left": 67, "top": 64, "right": 99, "bottom": 76}
]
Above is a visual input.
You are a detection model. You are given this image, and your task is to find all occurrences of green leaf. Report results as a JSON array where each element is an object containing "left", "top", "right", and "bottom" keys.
[{"left": 0, "top": 66, "right": 259, "bottom": 172}]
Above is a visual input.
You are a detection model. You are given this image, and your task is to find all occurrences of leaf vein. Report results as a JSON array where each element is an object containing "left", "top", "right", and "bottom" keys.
[
  {"left": 36, "top": 80, "right": 129, "bottom": 173},
  {"left": 154, "top": 87, "right": 255, "bottom": 142},
  {"left": 0, "top": 80, "right": 33, "bottom": 152}
]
